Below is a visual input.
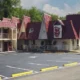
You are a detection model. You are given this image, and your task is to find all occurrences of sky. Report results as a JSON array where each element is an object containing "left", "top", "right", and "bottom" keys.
[{"left": 21, "top": 0, "right": 80, "bottom": 17}]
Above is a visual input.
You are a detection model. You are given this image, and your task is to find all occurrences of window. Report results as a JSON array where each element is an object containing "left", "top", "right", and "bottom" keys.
[
  {"left": 32, "top": 40, "right": 35, "bottom": 45},
  {"left": 41, "top": 41, "right": 45, "bottom": 45},
  {"left": 53, "top": 41, "right": 57, "bottom": 45}
]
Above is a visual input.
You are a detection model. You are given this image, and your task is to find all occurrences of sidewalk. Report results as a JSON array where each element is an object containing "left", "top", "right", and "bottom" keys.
[
  {"left": 0, "top": 51, "right": 16, "bottom": 54},
  {"left": 10, "top": 65, "right": 80, "bottom": 80}
]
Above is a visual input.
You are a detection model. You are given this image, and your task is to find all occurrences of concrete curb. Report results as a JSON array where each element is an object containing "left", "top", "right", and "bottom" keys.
[
  {"left": 63, "top": 62, "right": 78, "bottom": 67},
  {"left": 12, "top": 70, "right": 33, "bottom": 78},
  {"left": 7, "top": 62, "right": 80, "bottom": 80},
  {"left": 40, "top": 66, "right": 58, "bottom": 72},
  {"left": 0, "top": 77, "right": 2, "bottom": 80}
]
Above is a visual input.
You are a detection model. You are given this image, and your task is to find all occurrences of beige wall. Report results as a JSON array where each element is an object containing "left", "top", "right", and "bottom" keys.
[
  {"left": 12, "top": 40, "right": 17, "bottom": 51},
  {"left": 13, "top": 29, "right": 17, "bottom": 39}
]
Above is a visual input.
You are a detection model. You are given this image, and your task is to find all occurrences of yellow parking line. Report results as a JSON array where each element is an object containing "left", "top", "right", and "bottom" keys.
[
  {"left": 12, "top": 70, "right": 33, "bottom": 78},
  {"left": 40, "top": 66, "right": 58, "bottom": 72},
  {"left": 63, "top": 62, "right": 78, "bottom": 67}
]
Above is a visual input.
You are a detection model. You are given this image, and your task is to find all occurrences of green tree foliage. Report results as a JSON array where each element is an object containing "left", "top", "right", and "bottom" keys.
[
  {"left": 59, "top": 17, "right": 66, "bottom": 20},
  {"left": 0, "top": 0, "right": 20, "bottom": 19},
  {"left": 51, "top": 14, "right": 59, "bottom": 21},
  {"left": 28, "top": 7, "right": 43, "bottom": 22},
  {"left": 12, "top": 7, "right": 30, "bottom": 19},
  {"left": 0, "top": 0, "right": 65, "bottom": 21}
]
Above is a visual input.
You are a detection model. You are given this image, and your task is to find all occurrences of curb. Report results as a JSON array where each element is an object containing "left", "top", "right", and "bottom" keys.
[
  {"left": 12, "top": 70, "right": 33, "bottom": 78},
  {"left": 8, "top": 62, "right": 79, "bottom": 80},
  {"left": 40, "top": 66, "right": 58, "bottom": 72},
  {"left": 0, "top": 77, "right": 2, "bottom": 80},
  {"left": 63, "top": 62, "right": 78, "bottom": 67}
]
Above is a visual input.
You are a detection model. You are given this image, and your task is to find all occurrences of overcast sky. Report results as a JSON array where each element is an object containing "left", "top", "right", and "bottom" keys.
[{"left": 21, "top": 0, "right": 80, "bottom": 16}]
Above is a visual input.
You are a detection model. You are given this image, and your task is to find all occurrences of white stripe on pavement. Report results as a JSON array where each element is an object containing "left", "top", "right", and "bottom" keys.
[
  {"left": 29, "top": 56, "right": 37, "bottom": 59},
  {"left": 47, "top": 60, "right": 72, "bottom": 63},
  {"left": 6, "top": 65, "right": 31, "bottom": 71},
  {"left": 28, "top": 63, "right": 49, "bottom": 66}
]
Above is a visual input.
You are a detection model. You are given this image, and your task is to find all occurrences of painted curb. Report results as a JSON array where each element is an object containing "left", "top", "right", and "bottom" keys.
[
  {"left": 0, "top": 77, "right": 2, "bottom": 80},
  {"left": 40, "top": 66, "right": 58, "bottom": 72},
  {"left": 12, "top": 70, "right": 33, "bottom": 78},
  {"left": 63, "top": 62, "right": 78, "bottom": 67}
]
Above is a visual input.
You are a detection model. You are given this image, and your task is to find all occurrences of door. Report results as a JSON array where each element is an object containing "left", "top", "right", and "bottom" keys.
[{"left": 3, "top": 41, "right": 8, "bottom": 51}]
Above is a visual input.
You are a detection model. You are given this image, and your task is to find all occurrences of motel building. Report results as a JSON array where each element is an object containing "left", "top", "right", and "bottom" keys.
[
  {"left": 0, "top": 18, "right": 17, "bottom": 52},
  {"left": 18, "top": 14, "right": 80, "bottom": 52},
  {"left": 0, "top": 14, "right": 79, "bottom": 52}
]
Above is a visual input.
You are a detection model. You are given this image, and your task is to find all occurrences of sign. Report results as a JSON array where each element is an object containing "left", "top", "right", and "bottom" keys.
[
  {"left": 29, "top": 28, "right": 34, "bottom": 33},
  {"left": 54, "top": 25, "right": 62, "bottom": 38}
]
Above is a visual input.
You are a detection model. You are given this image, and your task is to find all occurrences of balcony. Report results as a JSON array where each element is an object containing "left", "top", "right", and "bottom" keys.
[{"left": 0, "top": 33, "right": 11, "bottom": 40}]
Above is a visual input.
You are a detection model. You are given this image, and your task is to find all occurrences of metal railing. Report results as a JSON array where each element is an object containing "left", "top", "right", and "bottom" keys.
[{"left": 0, "top": 33, "right": 10, "bottom": 39}]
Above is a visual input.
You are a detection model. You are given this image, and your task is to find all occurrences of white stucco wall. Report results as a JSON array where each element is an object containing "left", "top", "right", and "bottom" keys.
[
  {"left": 52, "top": 40, "right": 70, "bottom": 51},
  {"left": 38, "top": 20, "right": 47, "bottom": 39}
]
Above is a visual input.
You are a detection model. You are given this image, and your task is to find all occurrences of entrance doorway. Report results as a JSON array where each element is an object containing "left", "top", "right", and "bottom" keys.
[
  {"left": 3, "top": 41, "right": 12, "bottom": 51},
  {"left": 3, "top": 41, "right": 8, "bottom": 51}
]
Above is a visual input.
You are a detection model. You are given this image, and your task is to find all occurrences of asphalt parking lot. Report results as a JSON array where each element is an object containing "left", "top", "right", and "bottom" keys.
[{"left": 0, "top": 52, "right": 80, "bottom": 79}]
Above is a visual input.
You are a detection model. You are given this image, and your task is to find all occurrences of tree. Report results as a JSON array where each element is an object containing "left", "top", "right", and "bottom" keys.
[
  {"left": 51, "top": 14, "right": 59, "bottom": 21},
  {"left": 12, "top": 7, "right": 30, "bottom": 19},
  {"left": 29, "top": 7, "right": 43, "bottom": 22},
  {"left": 0, "top": 0, "right": 21, "bottom": 19},
  {"left": 59, "top": 16, "right": 66, "bottom": 20}
]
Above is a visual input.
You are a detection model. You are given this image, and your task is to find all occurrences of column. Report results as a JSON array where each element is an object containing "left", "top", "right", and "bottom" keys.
[
  {"left": 16, "top": 28, "right": 17, "bottom": 51},
  {"left": 79, "top": 39, "right": 80, "bottom": 49},
  {"left": 69, "top": 39, "right": 73, "bottom": 51},
  {"left": 74, "top": 40, "right": 77, "bottom": 49},
  {"left": 1, "top": 28, "right": 3, "bottom": 39},
  {"left": 12, "top": 28, "right": 13, "bottom": 40}
]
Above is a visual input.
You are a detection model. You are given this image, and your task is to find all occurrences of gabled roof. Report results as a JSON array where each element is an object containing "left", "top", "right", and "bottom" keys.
[
  {"left": 43, "top": 13, "right": 52, "bottom": 32},
  {"left": 19, "top": 16, "right": 31, "bottom": 39},
  {"left": 11, "top": 17, "right": 21, "bottom": 28},
  {"left": 27, "top": 22, "right": 41, "bottom": 40},
  {"left": 48, "top": 19, "right": 80, "bottom": 39},
  {"left": 70, "top": 20, "right": 80, "bottom": 39}
]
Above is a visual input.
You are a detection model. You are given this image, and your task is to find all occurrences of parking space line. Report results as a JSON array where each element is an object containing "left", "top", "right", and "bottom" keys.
[
  {"left": 6, "top": 65, "right": 32, "bottom": 71},
  {"left": 0, "top": 75, "right": 9, "bottom": 80},
  {"left": 47, "top": 60, "right": 72, "bottom": 63},
  {"left": 56, "top": 60, "right": 72, "bottom": 63},
  {"left": 28, "top": 63, "right": 49, "bottom": 66},
  {"left": 62, "top": 57, "right": 80, "bottom": 60},
  {"left": 29, "top": 56, "right": 37, "bottom": 59}
]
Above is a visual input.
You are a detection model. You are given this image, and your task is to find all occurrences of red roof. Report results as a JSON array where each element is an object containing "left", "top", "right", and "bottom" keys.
[
  {"left": 2, "top": 18, "right": 11, "bottom": 22},
  {"left": 19, "top": 16, "right": 31, "bottom": 39},
  {"left": 44, "top": 13, "right": 52, "bottom": 32},
  {"left": 22, "top": 16, "right": 31, "bottom": 26},
  {"left": 0, "top": 18, "right": 16, "bottom": 28},
  {"left": 11, "top": 17, "right": 21, "bottom": 26}
]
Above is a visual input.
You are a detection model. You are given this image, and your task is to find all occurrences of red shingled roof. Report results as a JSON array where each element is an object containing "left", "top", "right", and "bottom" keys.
[
  {"left": 44, "top": 13, "right": 52, "bottom": 32},
  {"left": 19, "top": 16, "right": 31, "bottom": 39},
  {"left": 0, "top": 18, "right": 16, "bottom": 28}
]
